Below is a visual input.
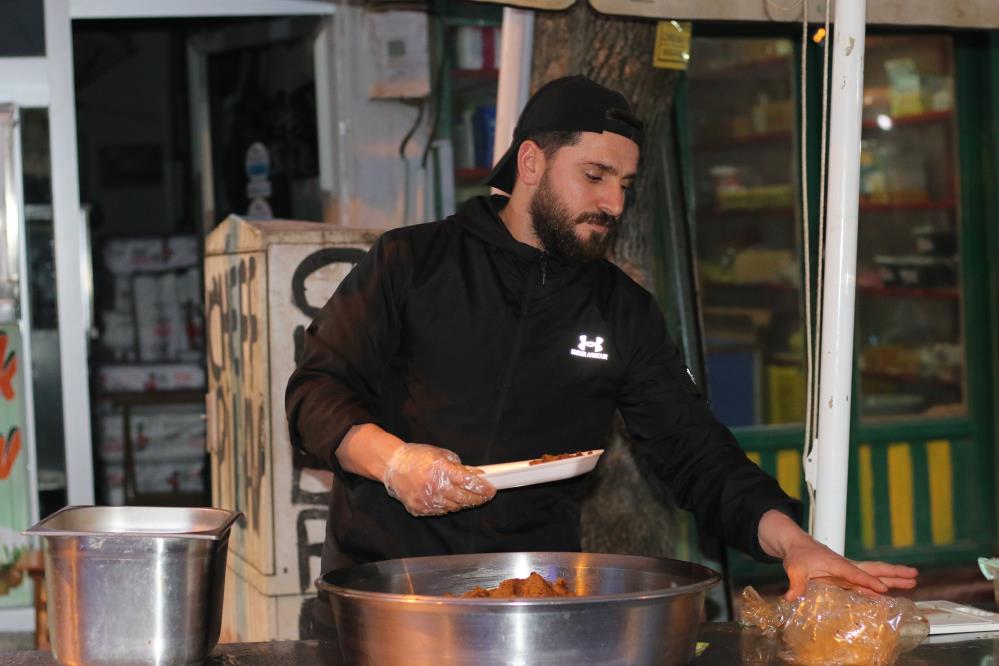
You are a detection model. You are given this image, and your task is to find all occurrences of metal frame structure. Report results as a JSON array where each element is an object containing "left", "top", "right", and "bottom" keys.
[{"left": 0, "top": 3, "right": 336, "bottom": 631}]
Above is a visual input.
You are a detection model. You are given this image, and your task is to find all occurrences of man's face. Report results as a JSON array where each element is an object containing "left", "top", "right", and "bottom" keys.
[{"left": 528, "top": 131, "right": 639, "bottom": 262}]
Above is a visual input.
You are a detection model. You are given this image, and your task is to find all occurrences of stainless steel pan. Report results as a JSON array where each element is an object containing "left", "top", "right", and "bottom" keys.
[{"left": 319, "top": 551, "right": 720, "bottom": 665}]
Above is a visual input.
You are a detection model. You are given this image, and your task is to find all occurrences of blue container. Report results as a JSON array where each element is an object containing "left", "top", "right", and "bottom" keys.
[{"left": 473, "top": 104, "right": 496, "bottom": 169}]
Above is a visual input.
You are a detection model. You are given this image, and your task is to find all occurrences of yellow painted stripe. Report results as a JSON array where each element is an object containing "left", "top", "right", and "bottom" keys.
[
  {"left": 747, "top": 452, "right": 762, "bottom": 467},
  {"left": 776, "top": 450, "right": 802, "bottom": 500},
  {"left": 888, "top": 443, "right": 915, "bottom": 548},
  {"left": 926, "top": 440, "right": 955, "bottom": 545},
  {"left": 859, "top": 445, "right": 875, "bottom": 549}
]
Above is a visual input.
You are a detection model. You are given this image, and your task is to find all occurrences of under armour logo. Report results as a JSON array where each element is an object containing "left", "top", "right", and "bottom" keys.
[
  {"left": 570, "top": 334, "right": 609, "bottom": 361},
  {"left": 577, "top": 335, "right": 604, "bottom": 353}
]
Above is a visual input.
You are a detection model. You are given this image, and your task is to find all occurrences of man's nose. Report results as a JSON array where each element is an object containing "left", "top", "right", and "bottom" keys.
[{"left": 599, "top": 183, "right": 626, "bottom": 218}]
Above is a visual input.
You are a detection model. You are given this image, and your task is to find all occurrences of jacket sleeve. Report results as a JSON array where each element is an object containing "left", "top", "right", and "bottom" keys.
[
  {"left": 617, "top": 297, "right": 801, "bottom": 562},
  {"left": 285, "top": 234, "right": 408, "bottom": 475}
]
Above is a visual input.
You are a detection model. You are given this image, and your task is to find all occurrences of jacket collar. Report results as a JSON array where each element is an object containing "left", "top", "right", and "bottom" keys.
[{"left": 455, "top": 195, "right": 587, "bottom": 276}]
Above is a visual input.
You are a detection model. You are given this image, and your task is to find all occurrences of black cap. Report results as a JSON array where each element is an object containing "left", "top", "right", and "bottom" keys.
[{"left": 486, "top": 75, "right": 644, "bottom": 195}]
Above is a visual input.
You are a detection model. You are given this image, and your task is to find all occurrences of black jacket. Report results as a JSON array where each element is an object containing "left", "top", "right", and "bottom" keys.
[{"left": 286, "top": 195, "right": 799, "bottom": 570}]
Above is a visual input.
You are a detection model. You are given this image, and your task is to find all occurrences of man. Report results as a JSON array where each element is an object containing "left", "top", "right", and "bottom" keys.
[{"left": 286, "top": 75, "right": 917, "bottom": 631}]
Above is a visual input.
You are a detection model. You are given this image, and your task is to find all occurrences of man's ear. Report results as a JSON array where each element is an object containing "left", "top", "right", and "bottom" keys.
[{"left": 516, "top": 140, "right": 545, "bottom": 187}]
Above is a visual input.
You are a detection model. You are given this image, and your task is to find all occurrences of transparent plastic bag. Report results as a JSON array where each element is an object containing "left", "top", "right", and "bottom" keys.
[{"left": 740, "top": 582, "right": 929, "bottom": 665}]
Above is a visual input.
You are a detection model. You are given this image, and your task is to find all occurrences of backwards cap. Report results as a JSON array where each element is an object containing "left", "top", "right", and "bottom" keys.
[{"left": 486, "top": 75, "right": 644, "bottom": 195}]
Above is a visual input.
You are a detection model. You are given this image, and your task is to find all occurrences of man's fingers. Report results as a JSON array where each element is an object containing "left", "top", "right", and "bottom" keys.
[
  {"left": 445, "top": 486, "right": 494, "bottom": 507},
  {"left": 444, "top": 464, "right": 496, "bottom": 497},
  {"left": 856, "top": 561, "right": 919, "bottom": 579},
  {"left": 877, "top": 576, "right": 918, "bottom": 589},
  {"left": 832, "top": 561, "right": 889, "bottom": 593},
  {"left": 783, "top": 567, "right": 808, "bottom": 601}
]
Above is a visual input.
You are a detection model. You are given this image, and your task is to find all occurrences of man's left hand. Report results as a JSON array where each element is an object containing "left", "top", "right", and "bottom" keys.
[{"left": 758, "top": 509, "right": 919, "bottom": 600}]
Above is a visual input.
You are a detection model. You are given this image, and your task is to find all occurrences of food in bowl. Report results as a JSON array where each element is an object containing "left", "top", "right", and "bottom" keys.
[
  {"left": 528, "top": 451, "right": 593, "bottom": 465},
  {"left": 449, "top": 572, "right": 576, "bottom": 598}
]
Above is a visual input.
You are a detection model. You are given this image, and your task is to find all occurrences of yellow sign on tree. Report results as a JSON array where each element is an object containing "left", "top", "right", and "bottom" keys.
[{"left": 652, "top": 20, "right": 692, "bottom": 71}]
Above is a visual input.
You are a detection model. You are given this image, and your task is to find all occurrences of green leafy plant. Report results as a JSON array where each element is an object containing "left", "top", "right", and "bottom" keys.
[
  {"left": 0, "top": 545, "right": 26, "bottom": 595},
  {"left": 0, "top": 544, "right": 25, "bottom": 572}
]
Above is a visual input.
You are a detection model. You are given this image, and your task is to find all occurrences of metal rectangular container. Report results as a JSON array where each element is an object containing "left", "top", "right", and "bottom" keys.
[{"left": 25, "top": 505, "right": 241, "bottom": 666}]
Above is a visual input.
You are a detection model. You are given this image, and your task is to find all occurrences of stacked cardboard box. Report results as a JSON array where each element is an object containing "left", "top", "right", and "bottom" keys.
[
  {"left": 95, "top": 235, "right": 207, "bottom": 504},
  {"left": 96, "top": 404, "right": 206, "bottom": 505}
]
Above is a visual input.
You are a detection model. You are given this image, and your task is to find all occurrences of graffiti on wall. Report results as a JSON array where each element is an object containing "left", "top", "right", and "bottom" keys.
[
  {"left": 206, "top": 223, "right": 377, "bottom": 639},
  {"left": 206, "top": 254, "right": 268, "bottom": 544},
  {"left": 0, "top": 327, "right": 30, "bottom": 608}
]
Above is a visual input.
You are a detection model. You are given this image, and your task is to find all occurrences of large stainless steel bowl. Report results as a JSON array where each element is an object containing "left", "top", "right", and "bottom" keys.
[
  {"left": 24, "top": 505, "right": 241, "bottom": 666},
  {"left": 318, "top": 551, "right": 720, "bottom": 665}
]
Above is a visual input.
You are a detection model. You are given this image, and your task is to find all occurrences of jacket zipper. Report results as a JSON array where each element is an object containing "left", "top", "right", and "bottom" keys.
[
  {"left": 484, "top": 257, "right": 543, "bottom": 462},
  {"left": 540, "top": 254, "right": 547, "bottom": 286}
]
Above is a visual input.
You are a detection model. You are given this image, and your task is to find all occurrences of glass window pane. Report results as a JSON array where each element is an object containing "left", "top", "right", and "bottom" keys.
[
  {"left": 206, "top": 21, "right": 322, "bottom": 223},
  {"left": 21, "top": 108, "right": 68, "bottom": 516},
  {"left": 0, "top": 0, "right": 45, "bottom": 57},
  {"left": 857, "top": 35, "right": 964, "bottom": 421},
  {"left": 687, "top": 37, "right": 805, "bottom": 428}
]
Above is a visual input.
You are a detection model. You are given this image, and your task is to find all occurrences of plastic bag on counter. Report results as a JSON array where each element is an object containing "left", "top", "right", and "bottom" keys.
[{"left": 740, "top": 582, "right": 929, "bottom": 665}]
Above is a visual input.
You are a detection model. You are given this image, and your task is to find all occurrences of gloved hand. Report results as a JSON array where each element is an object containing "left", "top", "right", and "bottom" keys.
[{"left": 382, "top": 444, "right": 496, "bottom": 516}]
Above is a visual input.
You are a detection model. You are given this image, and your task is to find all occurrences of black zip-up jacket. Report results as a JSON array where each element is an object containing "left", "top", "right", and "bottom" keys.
[{"left": 286, "top": 195, "right": 800, "bottom": 571}]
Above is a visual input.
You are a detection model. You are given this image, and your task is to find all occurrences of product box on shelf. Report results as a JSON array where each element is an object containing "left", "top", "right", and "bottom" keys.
[
  {"left": 97, "top": 404, "right": 206, "bottom": 464},
  {"left": 100, "top": 459, "right": 205, "bottom": 506},
  {"left": 103, "top": 236, "right": 199, "bottom": 275},
  {"left": 97, "top": 363, "right": 206, "bottom": 393}
]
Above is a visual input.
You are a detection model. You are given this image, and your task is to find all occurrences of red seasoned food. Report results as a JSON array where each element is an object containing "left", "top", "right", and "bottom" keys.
[{"left": 453, "top": 572, "right": 576, "bottom": 598}]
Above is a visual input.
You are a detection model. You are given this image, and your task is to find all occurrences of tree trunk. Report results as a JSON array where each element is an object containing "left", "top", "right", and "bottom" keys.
[{"left": 531, "top": 4, "right": 689, "bottom": 558}]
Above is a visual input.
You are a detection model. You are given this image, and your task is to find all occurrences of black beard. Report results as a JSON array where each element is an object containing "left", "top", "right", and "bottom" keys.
[{"left": 529, "top": 172, "right": 618, "bottom": 262}]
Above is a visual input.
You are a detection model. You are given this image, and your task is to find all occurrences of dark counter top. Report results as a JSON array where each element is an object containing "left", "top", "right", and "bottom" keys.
[{"left": 7, "top": 623, "right": 999, "bottom": 664}]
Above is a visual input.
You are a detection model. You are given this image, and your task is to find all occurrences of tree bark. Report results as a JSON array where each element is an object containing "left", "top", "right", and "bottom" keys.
[
  {"left": 531, "top": 3, "right": 679, "bottom": 288},
  {"left": 531, "top": 4, "right": 690, "bottom": 558}
]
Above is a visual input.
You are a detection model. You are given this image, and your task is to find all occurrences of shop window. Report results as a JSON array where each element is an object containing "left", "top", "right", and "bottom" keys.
[
  {"left": 686, "top": 37, "right": 805, "bottom": 428},
  {"left": 856, "top": 35, "right": 965, "bottom": 421},
  {"left": 0, "top": 0, "right": 45, "bottom": 57}
]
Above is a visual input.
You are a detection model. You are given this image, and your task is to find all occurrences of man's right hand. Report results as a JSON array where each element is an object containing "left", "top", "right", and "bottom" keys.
[
  {"left": 382, "top": 443, "right": 496, "bottom": 516},
  {"left": 335, "top": 424, "right": 496, "bottom": 517}
]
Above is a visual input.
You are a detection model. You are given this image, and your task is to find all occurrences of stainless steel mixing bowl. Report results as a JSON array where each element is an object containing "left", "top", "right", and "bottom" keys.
[
  {"left": 24, "top": 505, "right": 241, "bottom": 666},
  {"left": 318, "top": 551, "right": 721, "bottom": 665}
]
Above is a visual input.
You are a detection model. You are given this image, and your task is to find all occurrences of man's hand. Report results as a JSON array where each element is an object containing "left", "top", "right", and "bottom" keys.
[
  {"left": 758, "top": 509, "right": 919, "bottom": 600},
  {"left": 335, "top": 424, "right": 497, "bottom": 516},
  {"left": 382, "top": 443, "right": 496, "bottom": 516}
]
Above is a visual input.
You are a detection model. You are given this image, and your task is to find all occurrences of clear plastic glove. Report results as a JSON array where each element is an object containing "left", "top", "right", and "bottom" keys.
[{"left": 382, "top": 444, "right": 496, "bottom": 516}]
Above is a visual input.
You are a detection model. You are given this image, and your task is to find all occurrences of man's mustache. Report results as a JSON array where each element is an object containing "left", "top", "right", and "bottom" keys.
[{"left": 575, "top": 212, "right": 619, "bottom": 228}]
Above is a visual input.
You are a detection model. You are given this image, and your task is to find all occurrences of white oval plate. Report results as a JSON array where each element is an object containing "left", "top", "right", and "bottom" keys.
[{"left": 476, "top": 450, "right": 604, "bottom": 491}]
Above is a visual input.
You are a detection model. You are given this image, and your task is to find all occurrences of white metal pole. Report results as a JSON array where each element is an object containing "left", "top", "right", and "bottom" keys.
[
  {"left": 45, "top": 0, "right": 96, "bottom": 505},
  {"left": 811, "top": 0, "right": 868, "bottom": 554},
  {"left": 492, "top": 8, "right": 534, "bottom": 167}
]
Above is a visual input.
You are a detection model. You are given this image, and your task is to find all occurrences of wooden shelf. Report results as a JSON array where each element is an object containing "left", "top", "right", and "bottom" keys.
[
  {"left": 862, "top": 109, "right": 953, "bottom": 129},
  {"left": 451, "top": 68, "right": 499, "bottom": 81},
  {"left": 692, "top": 56, "right": 792, "bottom": 81},
  {"left": 694, "top": 130, "right": 793, "bottom": 150},
  {"left": 98, "top": 390, "right": 204, "bottom": 405},
  {"left": 703, "top": 280, "right": 797, "bottom": 293},
  {"left": 708, "top": 207, "right": 796, "bottom": 216},
  {"left": 455, "top": 167, "right": 491, "bottom": 183},
  {"left": 704, "top": 198, "right": 953, "bottom": 217},
  {"left": 859, "top": 286, "right": 960, "bottom": 300},
  {"left": 859, "top": 199, "right": 956, "bottom": 213},
  {"left": 862, "top": 369, "right": 961, "bottom": 389}
]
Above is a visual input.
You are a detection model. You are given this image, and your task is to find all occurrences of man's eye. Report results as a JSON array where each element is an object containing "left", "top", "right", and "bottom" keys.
[{"left": 585, "top": 173, "right": 602, "bottom": 182}]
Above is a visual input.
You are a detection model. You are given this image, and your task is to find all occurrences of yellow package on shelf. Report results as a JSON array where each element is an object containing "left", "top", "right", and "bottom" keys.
[
  {"left": 716, "top": 183, "right": 794, "bottom": 211},
  {"left": 767, "top": 364, "right": 805, "bottom": 425}
]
